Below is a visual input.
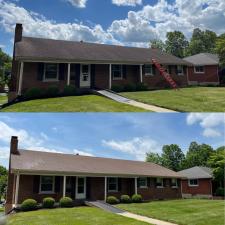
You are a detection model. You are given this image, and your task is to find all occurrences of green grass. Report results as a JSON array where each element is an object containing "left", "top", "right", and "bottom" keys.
[
  {"left": 1, "top": 95, "right": 146, "bottom": 112},
  {"left": 117, "top": 199, "right": 225, "bottom": 225},
  {"left": 0, "top": 95, "right": 7, "bottom": 105},
  {"left": 7, "top": 207, "right": 149, "bottom": 225},
  {"left": 121, "top": 87, "right": 225, "bottom": 112}
]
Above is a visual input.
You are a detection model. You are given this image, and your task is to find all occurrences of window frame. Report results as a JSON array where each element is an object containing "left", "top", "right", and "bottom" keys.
[
  {"left": 107, "top": 177, "right": 118, "bottom": 192},
  {"left": 171, "top": 178, "right": 178, "bottom": 188},
  {"left": 139, "top": 177, "right": 148, "bottom": 189},
  {"left": 177, "top": 65, "right": 184, "bottom": 76},
  {"left": 43, "top": 63, "right": 59, "bottom": 82},
  {"left": 112, "top": 65, "right": 123, "bottom": 80},
  {"left": 194, "top": 66, "right": 205, "bottom": 74},
  {"left": 156, "top": 177, "right": 164, "bottom": 188},
  {"left": 144, "top": 64, "right": 153, "bottom": 76},
  {"left": 188, "top": 179, "right": 199, "bottom": 187},
  {"left": 39, "top": 176, "right": 55, "bottom": 194}
]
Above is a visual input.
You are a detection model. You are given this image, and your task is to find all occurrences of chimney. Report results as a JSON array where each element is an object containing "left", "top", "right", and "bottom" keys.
[
  {"left": 10, "top": 136, "right": 19, "bottom": 155},
  {"left": 14, "top": 23, "right": 23, "bottom": 43}
]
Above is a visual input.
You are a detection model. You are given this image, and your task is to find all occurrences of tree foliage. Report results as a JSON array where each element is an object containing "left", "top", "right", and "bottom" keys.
[
  {"left": 150, "top": 39, "right": 166, "bottom": 52},
  {"left": 0, "top": 165, "right": 8, "bottom": 200},
  {"left": 146, "top": 152, "right": 162, "bottom": 165},
  {"left": 0, "top": 48, "right": 12, "bottom": 86},
  {"left": 215, "top": 34, "right": 225, "bottom": 67}
]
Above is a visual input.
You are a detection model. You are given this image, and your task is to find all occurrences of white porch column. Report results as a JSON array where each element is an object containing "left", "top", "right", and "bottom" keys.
[
  {"left": 109, "top": 64, "right": 112, "bottom": 89},
  {"left": 67, "top": 63, "right": 71, "bottom": 86},
  {"left": 15, "top": 173, "right": 20, "bottom": 206},
  {"left": 140, "top": 65, "right": 143, "bottom": 83},
  {"left": 104, "top": 177, "right": 107, "bottom": 201},
  {"left": 135, "top": 177, "right": 138, "bottom": 195},
  {"left": 63, "top": 176, "right": 66, "bottom": 198},
  {"left": 18, "top": 62, "right": 24, "bottom": 95}
]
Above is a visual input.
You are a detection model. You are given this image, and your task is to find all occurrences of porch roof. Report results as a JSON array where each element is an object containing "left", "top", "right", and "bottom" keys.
[
  {"left": 15, "top": 37, "right": 190, "bottom": 65},
  {"left": 11, "top": 150, "right": 182, "bottom": 178}
]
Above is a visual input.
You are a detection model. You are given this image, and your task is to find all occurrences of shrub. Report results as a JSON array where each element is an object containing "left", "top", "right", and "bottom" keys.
[
  {"left": 111, "top": 85, "right": 124, "bottom": 93},
  {"left": 123, "top": 84, "right": 136, "bottom": 92},
  {"left": 136, "top": 83, "right": 148, "bottom": 91},
  {"left": 21, "top": 199, "right": 37, "bottom": 211},
  {"left": 63, "top": 85, "right": 77, "bottom": 96},
  {"left": 46, "top": 85, "right": 60, "bottom": 97},
  {"left": 120, "top": 195, "right": 131, "bottom": 203},
  {"left": 42, "top": 197, "right": 55, "bottom": 208},
  {"left": 59, "top": 197, "right": 73, "bottom": 208},
  {"left": 131, "top": 194, "right": 142, "bottom": 203},
  {"left": 106, "top": 196, "right": 119, "bottom": 205},
  {"left": 24, "top": 88, "right": 43, "bottom": 100},
  {"left": 216, "top": 187, "right": 225, "bottom": 196}
]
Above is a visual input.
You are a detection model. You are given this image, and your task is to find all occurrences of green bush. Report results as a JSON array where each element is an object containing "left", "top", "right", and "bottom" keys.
[
  {"left": 131, "top": 194, "right": 142, "bottom": 203},
  {"left": 136, "top": 83, "right": 148, "bottom": 91},
  {"left": 120, "top": 195, "right": 131, "bottom": 203},
  {"left": 21, "top": 199, "right": 37, "bottom": 211},
  {"left": 106, "top": 196, "right": 119, "bottom": 205},
  {"left": 46, "top": 85, "right": 60, "bottom": 97},
  {"left": 63, "top": 85, "right": 77, "bottom": 96},
  {"left": 59, "top": 197, "right": 73, "bottom": 208},
  {"left": 42, "top": 197, "right": 55, "bottom": 208},
  {"left": 111, "top": 85, "right": 124, "bottom": 93},
  {"left": 215, "top": 187, "right": 225, "bottom": 196},
  {"left": 123, "top": 84, "right": 136, "bottom": 92},
  {"left": 24, "top": 88, "right": 43, "bottom": 100}
]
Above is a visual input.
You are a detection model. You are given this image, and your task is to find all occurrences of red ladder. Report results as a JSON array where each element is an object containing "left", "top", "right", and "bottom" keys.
[{"left": 152, "top": 58, "right": 179, "bottom": 90}]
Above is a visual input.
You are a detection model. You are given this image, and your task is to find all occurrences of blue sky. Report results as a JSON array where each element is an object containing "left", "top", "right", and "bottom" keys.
[
  {"left": 0, "top": 0, "right": 225, "bottom": 55},
  {"left": 0, "top": 113, "right": 224, "bottom": 168}
]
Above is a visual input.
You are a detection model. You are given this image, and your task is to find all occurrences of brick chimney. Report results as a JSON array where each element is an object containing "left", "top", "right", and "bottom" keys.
[
  {"left": 14, "top": 23, "right": 23, "bottom": 43},
  {"left": 10, "top": 136, "right": 19, "bottom": 155}
]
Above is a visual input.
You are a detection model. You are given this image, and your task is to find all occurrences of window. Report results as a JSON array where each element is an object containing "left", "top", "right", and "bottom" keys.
[
  {"left": 145, "top": 65, "right": 153, "bottom": 76},
  {"left": 139, "top": 177, "right": 148, "bottom": 188},
  {"left": 188, "top": 179, "right": 198, "bottom": 187},
  {"left": 44, "top": 63, "right": 59, "bottom": 81},
  {"left": 156, "top": 178, "right": 163, "bottom": 188},
  {"left": 177, "top": 65, "right": 184, "bottom": 75},
  {"left": 194, "top": 66, "right": 204, "bottom": 74},
  {"left": 108, "top": 177, "right": 118, "bottom": 192},
  {"left": 40, "top": 176, "right": 55, "bottom": 193},
  {"left": 171, "top": 178, "right": 178, "bottom": 188},
  {"left": 112, "top": 65, "right": 123, "bottom": 80}
]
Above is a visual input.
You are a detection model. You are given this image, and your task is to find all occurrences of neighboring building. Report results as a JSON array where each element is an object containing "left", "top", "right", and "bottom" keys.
[
  {"left": 6, "top": 136, "right": 182, "bottom": 213},
  {"left": 184, "top": 53, "right": 220, "bottom": 86},
  {"left": 9, "top": 23, "right": 191, "bottom": 101},
  {"left": 178, "top": 166, "right": 213, "bottom": 198}
]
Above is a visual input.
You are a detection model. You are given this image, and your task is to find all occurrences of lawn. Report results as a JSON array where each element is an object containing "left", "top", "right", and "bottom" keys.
[
  {"left": 121, "top": 87, "right": 225, "bottom": 112},
  {"left": 7, "top": 207, "right": 149, "bottom": 225},
  {"left": 117, "top": 199, "right": 225, "bottom": 225},
  {"left": 1, "top": 95, "right": 146, "bottom": 112},
  {"left": 0, "top": 95, "right": 7, "bottom": 105}
]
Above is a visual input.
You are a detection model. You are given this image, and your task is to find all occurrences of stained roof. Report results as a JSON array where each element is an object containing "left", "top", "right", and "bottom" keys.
[
  {"left": 11, "top": 150, "right": 181, "bottom": 178},
  {"left": 184, "top": 53, "right": 219, "bottom": 65},
  {"left": 15, "top": 37, "right": 190, "bottom": 65},
  {"left": 178, "top": 166, "right": 213, "bottom": 179}
]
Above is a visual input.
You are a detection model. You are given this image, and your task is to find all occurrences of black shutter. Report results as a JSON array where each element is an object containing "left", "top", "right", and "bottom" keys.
[
  {"left": 91, "top": 64, "right": 95, "bottom": 89},
  {"left": 175, "top": 66, "right": 178, "bottom": 75},
  {"left": 118, "top": 178, "right": 122, "bottom": 192},
  {"left": 163, "top": 178, "right": 166, "bottom": 187},
  {"left": 55, "top": 176, "right": 61, "bottom": 193},
  {"left": 75, "top": 64, "right": 80, "bottom": 88},
  {"left": 122, "top": 65, "right": 127, "bottom": 79},
  {"left": 86, "top": 177, "right": 91, "bottom": 199},
  {"left": 154, "top": 178, "right": 157, "bottom": 187},
  {"left": 137, "top": 178, "right": 140, "bottom": 188},
  {"left": 147, "top": 178, "right": 151, "bottom": 187},
  {"left": 33, "top": 175, "right": 40, "bottom": 193},
  {"left": 71, "top": 177, "right": 76, "bottom": 199},
  {"left": 142, "top": 65, "right": 146, "bottom": 76},
  {"left": 59, "top": 64, "right": 66, "bottom": 81},
  {"left": 183, "top": 66, "right": 187, "bottom": 75},
  {"left": 152, "top": 65, "right": 156, "bottom": 75},
  {"left": 37, "top": 63, "right": 44, "bottom": 81},
  {"left": 177, "top": 179, "right": 181, "bottom": 187},
  {"left": 168, "top": 66, "right": 172, "bottom": 75}
]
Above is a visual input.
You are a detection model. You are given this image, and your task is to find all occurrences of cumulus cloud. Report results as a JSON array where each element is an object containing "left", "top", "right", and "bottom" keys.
[
  {"left": 73, "top": 149, "right": 94, "bottom": 156},
  {"left": 0, "top": 146, "right": 10, "bottom": 159},
  {"left": 64, "top": 0, "right": 87, "bottom": 8},
  {"left": 112, "top": 0, "right": 142, "bottom": 7},
  {"left": 102, "top": 137, "right": 160, "bottom": 160}
]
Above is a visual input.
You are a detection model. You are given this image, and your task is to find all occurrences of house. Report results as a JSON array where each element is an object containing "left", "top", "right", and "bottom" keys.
[
  {"left": 9, "top": 23, "right": 190, "bottom": 101},
  {"left": 178, "top": 166, "right": 213, "bottom": 198},
  {"left": 184, "top": 53, "right": 220, "bottom": 86},
  {"left": 6, "top": 136, "right": 182, "bottom": 213}
]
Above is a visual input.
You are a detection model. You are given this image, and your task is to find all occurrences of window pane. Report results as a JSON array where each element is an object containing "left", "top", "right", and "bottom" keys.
[
  {"left": 41, "top": 176, "right": 53, "bottom": 192},
  {"left": 112, "top": 65, "right": 122, "bottom": 79},
  {"left": 108, "top": 178, "right": 118, "bottom": 191},
  {"left": 45, "top": 64, "right": 58, "bottom": 79},
  {"left": 82, "top": 65, "right": 89, "bottom": 74},
  {"left": 145, "top": 65, "right": 152, "bottom": 75}
]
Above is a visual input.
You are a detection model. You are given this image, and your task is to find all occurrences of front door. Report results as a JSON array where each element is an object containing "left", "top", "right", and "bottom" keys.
[
  {"left": 76, "top": 177, "right": 86, "bottom": 199},
  {"left": 80, "top": 64, "right": 91, "bottom": 88}
]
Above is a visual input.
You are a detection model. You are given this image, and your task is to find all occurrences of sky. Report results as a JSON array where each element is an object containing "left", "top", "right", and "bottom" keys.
[
  {"left": 0, "top": 113, "right": 224, "bottom": 168},
  {"left": 0, "top": 0, "right": 225, "bottom": 55}
]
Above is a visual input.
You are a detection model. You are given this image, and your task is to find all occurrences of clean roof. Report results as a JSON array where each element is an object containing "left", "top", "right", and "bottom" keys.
[
  {"left": 178, "top": 166, "right": 213, "bottom": 179},
  {"left": 11, "top": 150, "right": 181, "bottom": 178},
  {"left": 184, "top": 53, "right": 219, "bottom": 65}
]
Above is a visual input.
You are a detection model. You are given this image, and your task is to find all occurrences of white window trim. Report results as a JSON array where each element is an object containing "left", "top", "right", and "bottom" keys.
[
  {"left": 177, "top": 65, "right": 184, "bottom": 76},
  {"left": 171, "top": 178, "right": 178, "bottom": 188},
  {"left": 43, "top": 63, "right": 59, "bottom": 82},
  {"left": 139, "top": 177, "right": 148, "bottom": 188},
  {"left": 156, "top": 178, "right": 164, "bottom": 188},
  {"left": 39, "top": 176, "right": 55, "bottom": 194},
  {"left": 194, "top": 66, "right": 205, "bottom": 74},
  {"left": 188, "top": 179, "right": 199, "bottom": 187},
  {"left": 107, "top": 177, "right": 118, "bottom": 192},
  {"left": 145, "top": 64, "right": 154, "bottom": 76},
  {"left": 112, "top": 65, "right": 123, "bottom": 80}
]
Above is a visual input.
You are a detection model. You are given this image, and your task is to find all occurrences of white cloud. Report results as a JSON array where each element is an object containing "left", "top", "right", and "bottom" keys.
[
  {"left": 112, "top": 0, "right": 142, "bottom": 7},
  {"left": 0, "top": 146, "right": 9, "bottom": 159},
  {"left": 102, "top": 137, "right": 160, "bottom": 160},
  {"left": 73, "top": 149, "right": 94, "bottom": 156},
  {"left": 203, "top": 128, "right": 221, "bottom": 138},
  {"left": 64, "top": 0, "right": 87, "bottom": 8}
]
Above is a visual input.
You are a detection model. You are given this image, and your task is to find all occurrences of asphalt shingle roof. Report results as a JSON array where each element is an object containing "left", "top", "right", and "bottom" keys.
[
  {"left": 184, "top": 53, "right": 219, "bottom": 66},
  {"left": 178, "top": 166, "right": 213, "bottom": 179}
]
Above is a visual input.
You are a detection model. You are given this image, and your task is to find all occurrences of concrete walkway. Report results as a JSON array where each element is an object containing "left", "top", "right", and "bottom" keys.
[{"left": 96, "top": 90, "right": 176, "bottom": 113}]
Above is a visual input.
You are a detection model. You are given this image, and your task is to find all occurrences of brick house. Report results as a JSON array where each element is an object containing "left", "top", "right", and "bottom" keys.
[
  {"left": 9, "top": 23, "right": 191, "bottom": 101},
  {"left": 178, "top": 166, "right": 213, "bottom": 198},
  {"left": 6, "top": 136, "right": 182, "bottom": 213},
  {"left": 184, "top": 53, "right": 220, "bottom": 86}
]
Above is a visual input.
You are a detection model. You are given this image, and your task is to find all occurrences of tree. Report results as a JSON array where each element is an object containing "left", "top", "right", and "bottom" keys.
[
  {"left": 165, "top": 31, "right": 189, "bottom": 58},
  {"left": 150, "top": 39, "right": 166, "bottom": 51},
  {"left": 0, "top": 165, "right": 8, "bottom": 200},
  {"left": 215, "top": 34, "right": 225, "bottom": 67},
  {"left": 146, "top": 152, "right": 162, "bottom": 165},
  {"left": 161, "top": 144, "right": 185, "bottom": 171},
  {"left": 0, "top": 48, "right": 12, "bottom": 86}
]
